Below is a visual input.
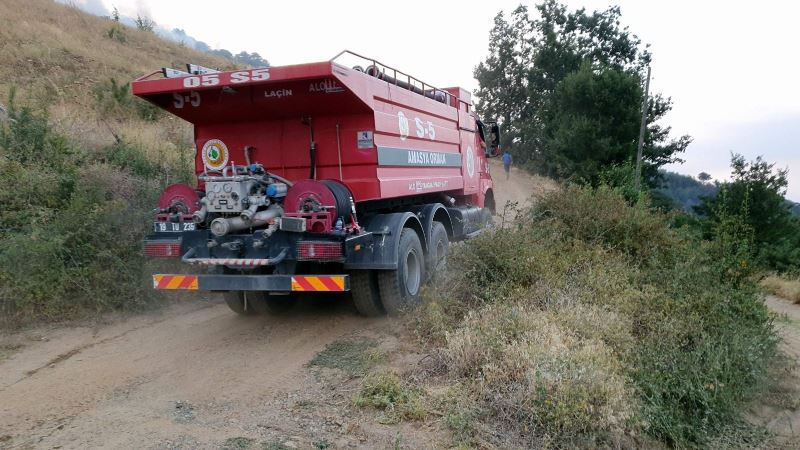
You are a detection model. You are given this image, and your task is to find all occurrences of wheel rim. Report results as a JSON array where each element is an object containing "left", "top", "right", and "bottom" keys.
[
  {"left": 404, "top": 248, "right": 421, "bottom": 296},
  {"left": 436, "top": 239, "right": 446, "bottom": 270}
]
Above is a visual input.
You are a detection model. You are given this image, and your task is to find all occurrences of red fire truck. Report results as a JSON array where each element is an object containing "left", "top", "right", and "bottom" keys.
[{"left": 132, "top": 51, "right": 499, "bottom": 316}]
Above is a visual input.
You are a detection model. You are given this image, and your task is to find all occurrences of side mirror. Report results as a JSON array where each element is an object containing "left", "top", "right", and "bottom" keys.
[{"left": 486, "top": 123, "right": 501, "bottom": 157}]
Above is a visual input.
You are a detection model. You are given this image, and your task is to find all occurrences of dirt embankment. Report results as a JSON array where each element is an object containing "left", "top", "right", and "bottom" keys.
[{"left": 489, "top": 158, "right": 558, "bottom": 217}]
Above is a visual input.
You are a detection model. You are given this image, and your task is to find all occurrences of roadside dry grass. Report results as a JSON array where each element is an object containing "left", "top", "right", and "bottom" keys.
[
  {"left": 402, "top": 185, "right": 779, "bottom": 448},
  {"left": 762, "top": 275, "right": 800, "bottom": 304},
  {"left": 354, "top": 371, "right": 427, "bottom": 424}
]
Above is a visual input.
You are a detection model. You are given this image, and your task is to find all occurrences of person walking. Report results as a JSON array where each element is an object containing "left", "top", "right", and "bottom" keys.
[{"left": 502, "top": 151, "right": 512, "bottom": 180}]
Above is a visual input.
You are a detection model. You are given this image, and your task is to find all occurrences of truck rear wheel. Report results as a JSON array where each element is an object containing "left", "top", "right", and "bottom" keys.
[
  {"left": 251, "top": 293, "right": 295, "bottom": 315},
  {"left": 224, "top": 291, "right": 294, "bottom": 315},
  {"left": 223, "top": 291, "right": 257, "bottom": 316},
  {"left": 378, "top": 229, "right": 425, "bottom": 315},
  {"left": 350, "top": 271, "right": 385, "bottom": 317}
]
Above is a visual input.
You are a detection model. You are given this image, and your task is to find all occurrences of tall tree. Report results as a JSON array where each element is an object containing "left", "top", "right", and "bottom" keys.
[
  {"left": 474, "top": 6, "right": 530, "bottom": 151},
  {"left": 542, "top": 63, "right": 642, "bottom": 182}
]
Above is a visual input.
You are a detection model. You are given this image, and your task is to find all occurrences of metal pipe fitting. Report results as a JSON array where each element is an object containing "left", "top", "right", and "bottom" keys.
[{"left": 210, "top": 205, "right": 283, "bottom": 237}]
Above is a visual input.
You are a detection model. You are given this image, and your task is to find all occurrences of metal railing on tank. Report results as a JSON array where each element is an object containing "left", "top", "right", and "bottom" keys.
[{"left": 330, "top": 50, "right": 465, "bottom": 109}]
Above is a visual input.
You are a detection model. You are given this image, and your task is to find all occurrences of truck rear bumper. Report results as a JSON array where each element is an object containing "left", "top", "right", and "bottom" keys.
[{"left": 153, "top": 274, "right": 349, "bottom": 292}]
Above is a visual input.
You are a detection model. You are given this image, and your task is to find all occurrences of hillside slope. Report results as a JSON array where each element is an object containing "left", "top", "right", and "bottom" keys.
[{"left": 0, "top": 0, "right": 234, "bottom": 151}]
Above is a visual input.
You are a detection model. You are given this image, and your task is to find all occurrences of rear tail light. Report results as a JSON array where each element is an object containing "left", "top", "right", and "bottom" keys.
[
  {"left": 297, "top": 241, "right": 343, "bottom": 261},
  {"left": 144, "top": 240, "right": 182, "bottom": 258}
]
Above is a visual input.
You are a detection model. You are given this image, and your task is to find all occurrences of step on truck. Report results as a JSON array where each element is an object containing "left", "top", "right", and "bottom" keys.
[{"left": 132, "top": 51, "right": 499, "bottom": 316}]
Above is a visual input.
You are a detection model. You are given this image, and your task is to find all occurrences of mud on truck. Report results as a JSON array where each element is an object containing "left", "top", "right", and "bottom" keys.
[{"left": 132, "top": 51, "right": 500, "bottom": 316}]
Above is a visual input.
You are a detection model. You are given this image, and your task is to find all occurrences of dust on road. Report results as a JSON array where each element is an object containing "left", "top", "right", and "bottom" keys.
[
  {"left": 0, "top": 300, "right": 419, "bottom": 449},
  {"left": 489, "top": 158, "right": 557, "bottom": 218}
]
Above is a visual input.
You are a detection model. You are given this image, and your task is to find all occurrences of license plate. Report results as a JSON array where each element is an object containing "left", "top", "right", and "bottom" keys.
[{"left": 154, "top": 222, "right": 196, "bottom": 232}]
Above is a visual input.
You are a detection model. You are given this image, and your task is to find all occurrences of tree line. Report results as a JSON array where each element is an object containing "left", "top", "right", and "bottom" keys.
[{"left": 475, "top": 0, "right": 799, "bottom": 272}]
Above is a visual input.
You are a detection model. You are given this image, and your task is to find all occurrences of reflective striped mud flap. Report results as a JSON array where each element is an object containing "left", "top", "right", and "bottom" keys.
[{"left": 153, "top": 274, "right": 349, "bottom": 292}]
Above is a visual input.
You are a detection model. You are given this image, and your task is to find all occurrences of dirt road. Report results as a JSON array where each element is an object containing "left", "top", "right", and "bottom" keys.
[
  {"left": 751, "top": 296, "right": 800, "bottom": 444},
  {"left": 488, "top": 159, "right": 557, "bottom": 218},
  {"left": 0, "top": 300, "right": 417, "bottom": 449}
]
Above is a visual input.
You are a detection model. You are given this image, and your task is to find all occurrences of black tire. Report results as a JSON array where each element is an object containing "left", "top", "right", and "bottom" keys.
[
  {"left": 224, "top": 291, "right": 294, "bottom": 315},
  {"left": 223, "top": 291, "right": 257, "bottom": 316},
  {"left": 427, "top": 221, "right": 449, "bottom": 279},
  {"left": 378, "top": 229, "right": 425, "bottom": 315},
  {"left": 250, "top": 292, "right": 295, "bottom": 315},
  {"left": 350, "top": 270, "right": 385, "bottom": 317}
]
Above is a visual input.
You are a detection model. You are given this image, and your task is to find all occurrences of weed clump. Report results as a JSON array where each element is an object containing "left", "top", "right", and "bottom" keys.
[
  {"left": 307, "top": 338, "right": 382, "bottom": 376},
  {"left": 417, "top": 185, "right": 777, "bottom": 448},
  {"left": 761, "top": 274, "right": 800, "bottom": 303},
  {"left": 355, "top": 371, "right": 426, "bottom": 424},
  {"left": 94, "top": 78, "right": 161, "bottom": 122}
]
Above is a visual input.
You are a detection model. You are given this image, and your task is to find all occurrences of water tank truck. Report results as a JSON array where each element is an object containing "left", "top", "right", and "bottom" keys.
[{"left": 131, "top": 51, "right": 500, "bottom": 316}]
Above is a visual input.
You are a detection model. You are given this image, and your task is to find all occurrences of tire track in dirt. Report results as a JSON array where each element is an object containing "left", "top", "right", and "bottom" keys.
[
  {"left": 0, "top": 298, "right": 385, "bottom": 448},
  {"left": 7, "top": 305, "right": 215, "bottom": 386}
]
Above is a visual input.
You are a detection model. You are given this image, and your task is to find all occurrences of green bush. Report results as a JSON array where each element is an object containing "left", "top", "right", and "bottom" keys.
[
  {"left": 94, "top": 78, "right": 161, "bottom": 121},
  {"left": 0, "top": 99, "right": 162, "bottom": 324},
  {"left": 102, "top": 140, "right": 160, "bottom": 178},
  {"left": 417, "top": 184, "right": 777, "bottom": 448}
]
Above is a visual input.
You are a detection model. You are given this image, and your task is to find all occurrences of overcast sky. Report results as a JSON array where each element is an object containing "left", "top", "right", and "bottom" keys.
[{"left": 73, "top": 0, "right": 800, "bottom": 200}]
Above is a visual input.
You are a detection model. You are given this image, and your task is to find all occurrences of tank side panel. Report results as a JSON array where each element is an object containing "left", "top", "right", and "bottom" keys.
[{"left": 333, "top": 71, "right": 468, "bottom": 200}]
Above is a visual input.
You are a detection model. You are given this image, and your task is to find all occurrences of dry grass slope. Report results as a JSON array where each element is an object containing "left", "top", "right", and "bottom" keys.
[
  {"left": 408, "top": 185, "right": 779, "bottom": 448},
  {"left": 0, "top": 0, "right": 234, "bottom": 155},
  {"left": 0, "top": 0, "right": 241, "bottom": 324}
]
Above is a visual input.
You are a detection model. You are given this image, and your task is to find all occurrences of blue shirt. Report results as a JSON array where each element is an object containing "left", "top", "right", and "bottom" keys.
[{"left": 502, "top": 153, "right": 512, "bottom": 166}]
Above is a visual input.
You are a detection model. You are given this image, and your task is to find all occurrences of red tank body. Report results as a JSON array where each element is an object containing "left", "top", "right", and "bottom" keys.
[{"left": 131, "top": 52, "right": 494, "bottom": 209}]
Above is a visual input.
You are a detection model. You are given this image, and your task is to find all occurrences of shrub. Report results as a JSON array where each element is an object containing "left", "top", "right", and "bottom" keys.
[
  {"left": 94, "top": 78, "right": 161, "bottom": 121},
  {"left": 106, "top": 25, "right": 126, "bottom": 43},
  {"left": 0, "top": 100, "right": 163, "bottom": 324},
  {"left": 417, "top": 184, "right": 777, "bottom": 448},
  {"left": 102, "top": 139, "right": 160, "bottom": 178},
  {"left": 105, "top": 7, "right": 127, "bottom": 43},
  {"left": 0, "top": 90, "right": 77, "bottom": 168},
  {"left": 134, "top": 15, "right": 155, "bottom": 33}
]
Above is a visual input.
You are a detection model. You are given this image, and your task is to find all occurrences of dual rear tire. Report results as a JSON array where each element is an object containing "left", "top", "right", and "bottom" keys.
[
  {"left": 225, "top": 223, "right": 449, "bottom": 317},
  {"left": 351, "top": 224, "right": 448, "bottom": 316}
]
